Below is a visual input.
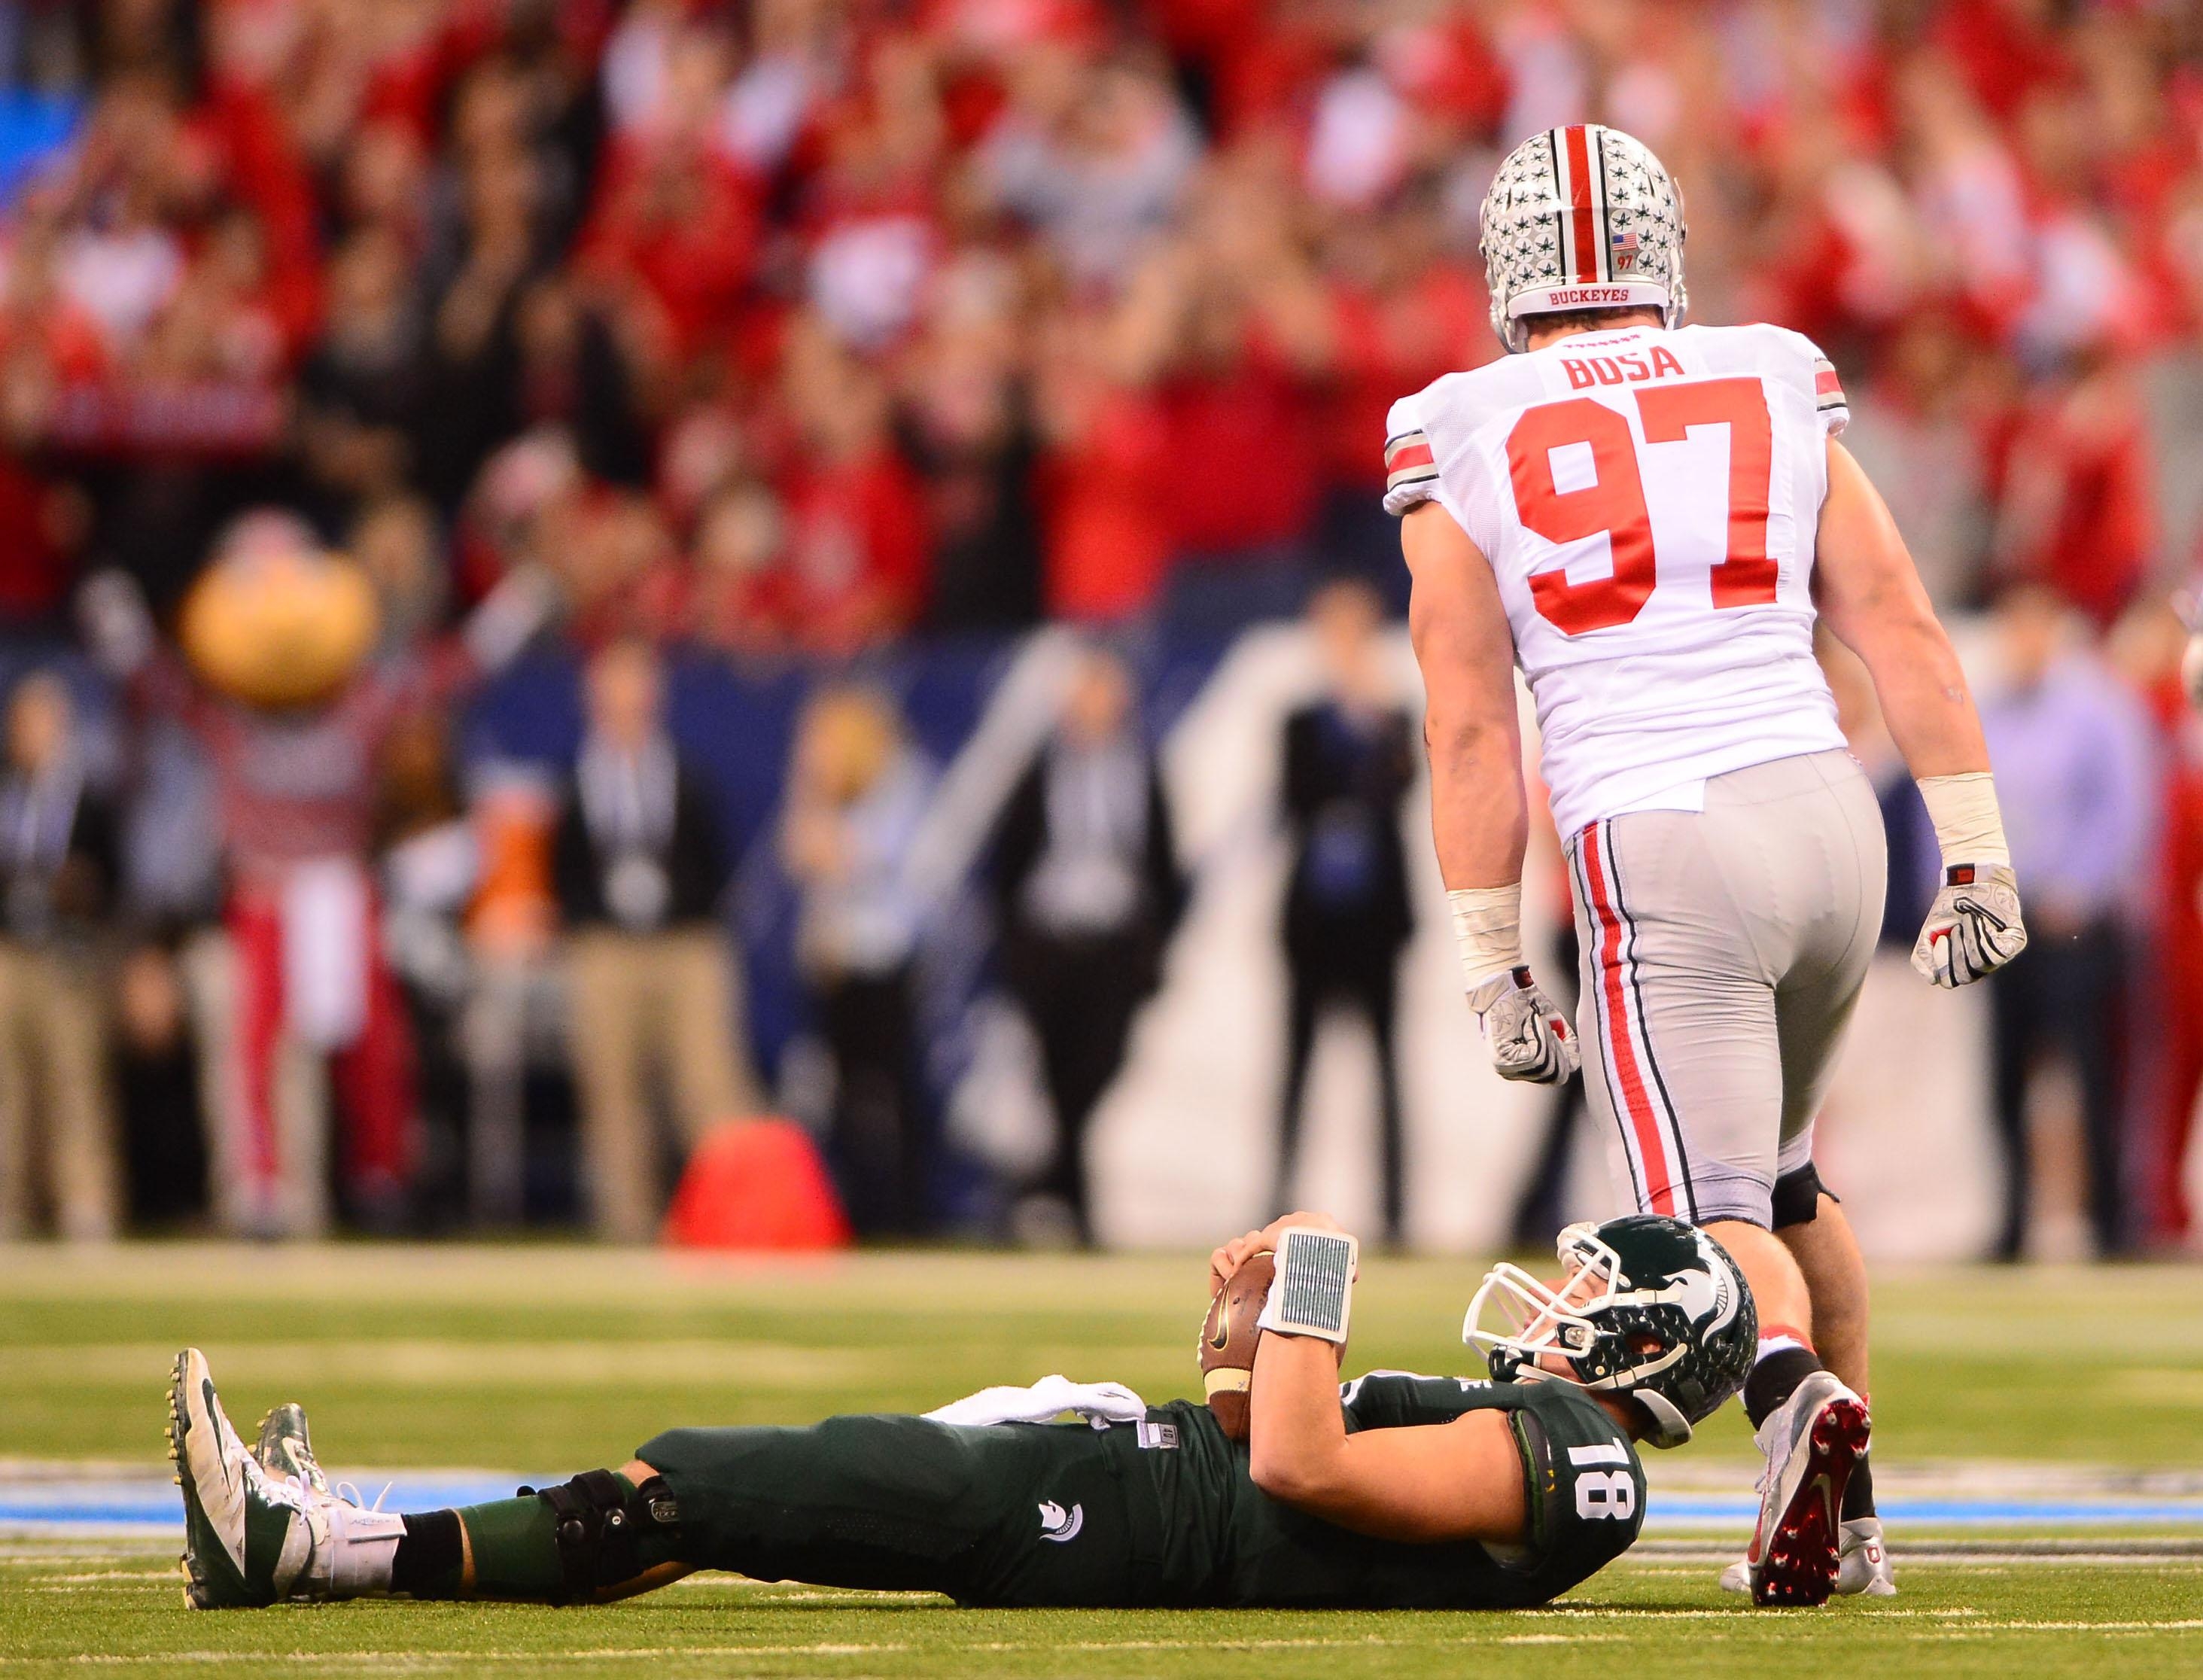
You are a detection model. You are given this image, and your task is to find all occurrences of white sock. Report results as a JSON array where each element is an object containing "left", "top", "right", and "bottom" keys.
[{"left": 1756, "top": 1330, "right": 1809, "bottom": 1362}]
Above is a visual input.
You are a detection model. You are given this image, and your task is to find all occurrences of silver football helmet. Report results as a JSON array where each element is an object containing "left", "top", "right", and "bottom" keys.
[{"left": 1479, "top": 125, "right": 1688, "bottom": 353}]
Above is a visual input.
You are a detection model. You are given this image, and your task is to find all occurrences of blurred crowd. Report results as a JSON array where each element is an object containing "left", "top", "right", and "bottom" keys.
[{"left": 0, "top": 0, "right": 2201, "bottom": 1254}]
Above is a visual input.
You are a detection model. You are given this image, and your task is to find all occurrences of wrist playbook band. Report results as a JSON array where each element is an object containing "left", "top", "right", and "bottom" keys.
[{"left": 1255, "top": 1228, "right": 1358, "bottom": 1344}]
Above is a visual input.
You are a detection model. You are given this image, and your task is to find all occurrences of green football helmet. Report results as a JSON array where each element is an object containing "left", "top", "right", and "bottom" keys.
[{"left": 1465, "top": 1214, "right": 1756, "bottom": 1447}]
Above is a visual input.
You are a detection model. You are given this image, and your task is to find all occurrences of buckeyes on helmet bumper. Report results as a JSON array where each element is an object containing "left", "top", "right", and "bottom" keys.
[
  {"left": 1465, "top": 1215, "right": 1754, "bottom": 1448},
  {"left": 1479, "top": 124, "right": 1687, "bottom": 353}
]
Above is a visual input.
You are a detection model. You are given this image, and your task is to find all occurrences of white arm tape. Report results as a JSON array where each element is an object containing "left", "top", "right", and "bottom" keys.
[
  {"left": 1447, "top": 884, "right": 1524, "bottom": 995},
  {"left": 1916, "top": 772, "right": 2010, "bottom": 869},
  {"left": 1255, "top": 1228, "right": 1358, "bottom": 1344}
]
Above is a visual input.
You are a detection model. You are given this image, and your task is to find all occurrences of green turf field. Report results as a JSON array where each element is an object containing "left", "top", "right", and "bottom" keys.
[{"left": 3, "top": 1245, "right": 2200, "bottom": 1677}]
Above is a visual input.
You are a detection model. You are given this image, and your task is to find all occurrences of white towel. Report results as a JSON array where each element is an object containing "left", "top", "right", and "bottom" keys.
[{"left": 923, "top": 1374, "right": 1149, "bottom": 1430}]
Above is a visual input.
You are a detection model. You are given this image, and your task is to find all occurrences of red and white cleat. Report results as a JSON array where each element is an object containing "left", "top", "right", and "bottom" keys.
[
  {"left": 1835, "top": 1516, "right": 1897, "bottom": 1596},
  {"left": 1742, "top": 1371, "right": 1870, "bottom": 1606},
  {"left": 1721, "top": 1514, "right": 1897, "bottom": 1598}
]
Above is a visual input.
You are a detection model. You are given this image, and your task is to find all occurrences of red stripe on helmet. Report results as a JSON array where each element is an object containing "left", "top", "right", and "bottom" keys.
[{"left": 1565, "top": 126, "right": 1599, "bottom": 285}]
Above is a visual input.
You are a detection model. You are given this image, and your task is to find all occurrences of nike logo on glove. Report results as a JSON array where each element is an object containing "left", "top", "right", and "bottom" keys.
[
  {"left": 1469, "top": 969, "right": 1581, "bottom": 1085},
  {"left": 1911, "top": 863, "right": 2028, "bottom": 988}
]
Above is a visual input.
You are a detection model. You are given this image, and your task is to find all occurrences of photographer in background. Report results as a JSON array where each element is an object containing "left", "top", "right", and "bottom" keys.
[
  {"left": 1273, "top": 578, "right": 1416, "bottom": 1246},
  {"left": 553, "top": 639, "right": 759, "bottom": 1243},
  {"left": 991, "top": 647, "right": 1185, "bottom": 1245},
  {"left": 0, "top": 671, "right": 121, "bottom": 1240},
  {"left": 783, "top": 686, "right": 936, "bottom": 1237}
]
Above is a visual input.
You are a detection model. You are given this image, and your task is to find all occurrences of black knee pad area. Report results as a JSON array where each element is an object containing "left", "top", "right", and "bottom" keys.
[
  {"left": 520, "top": 1469, "right": 685, "bottom": 1605},
  {"left": 1771, "top": 1161, "right": 1838, "bottom": 1230}
]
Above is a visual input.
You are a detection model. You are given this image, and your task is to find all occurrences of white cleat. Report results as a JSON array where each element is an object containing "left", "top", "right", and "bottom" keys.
[
  {"left": 1741, "top": 1370, "right": 1870, "bottom": 1606},
  {"left": 169, "top": 1349, "right": 404, "bottom": 1608},
  {"left": 1835, "top": 1516, "right": 1897, "bottom": 1596},
  {"left": 169, "top": 1349, "right": 314, "bottom": 1608},
  {"left": 1721, "top": 1516, "right": 1894, "bottom": 1598}
]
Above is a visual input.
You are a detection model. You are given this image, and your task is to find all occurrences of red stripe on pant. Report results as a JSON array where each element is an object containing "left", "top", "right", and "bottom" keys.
[
  {"left": 1565, "top": 125, "right": 1599, "bottom": 284},
  {"left": 227, "top": 885, "right": 420, "bottom": 1202},
  {"left": 1581, "top": 823, "right": 1680, "bottom": 1214}
]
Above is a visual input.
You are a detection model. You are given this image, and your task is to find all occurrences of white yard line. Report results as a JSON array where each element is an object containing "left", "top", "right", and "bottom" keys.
[{"left": 0, "top": 1648, "right": 909, "bottom": 1668}]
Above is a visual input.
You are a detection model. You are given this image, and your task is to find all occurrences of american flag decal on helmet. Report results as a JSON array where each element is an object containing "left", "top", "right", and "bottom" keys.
[{"left": 1385, "top": 429, "right": 1438, "bottom": 494}]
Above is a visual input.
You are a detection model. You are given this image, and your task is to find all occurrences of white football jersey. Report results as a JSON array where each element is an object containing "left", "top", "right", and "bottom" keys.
[{"left": 1384, "top": 322, "right": 1852, "bottom": 839}]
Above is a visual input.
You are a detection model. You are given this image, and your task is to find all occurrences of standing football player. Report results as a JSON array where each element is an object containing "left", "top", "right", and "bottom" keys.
[{"left": 1390, "top": 125, "right": 2028, "bottom": 1605}]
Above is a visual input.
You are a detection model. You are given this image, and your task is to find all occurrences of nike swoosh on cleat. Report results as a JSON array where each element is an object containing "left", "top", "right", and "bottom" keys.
[
  {"left": 193, "top": 1375, "right": 249, "bottom": 1577},
  {"left": 204, "top": 1383, "right": 232, "bottom": 1499}
]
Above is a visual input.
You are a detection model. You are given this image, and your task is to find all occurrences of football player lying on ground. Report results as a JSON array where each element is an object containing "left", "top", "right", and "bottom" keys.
[{"left": 169, "top": 1213, "right": 1752, "bottom": 1612}]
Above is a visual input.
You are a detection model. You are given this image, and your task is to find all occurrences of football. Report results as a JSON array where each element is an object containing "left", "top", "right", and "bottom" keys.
[{"left": 1198, "top": 1250, "right": 1274, "bottom": 1441}]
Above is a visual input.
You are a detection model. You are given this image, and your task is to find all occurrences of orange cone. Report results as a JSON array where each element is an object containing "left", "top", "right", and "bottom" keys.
[{"left": 662, "top": 1118, "right": 853, "bottom": 1250}]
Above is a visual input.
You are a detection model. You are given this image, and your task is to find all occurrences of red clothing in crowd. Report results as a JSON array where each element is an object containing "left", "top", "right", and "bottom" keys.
[
  {"left": 1161, "top": 344, "right": 1323, "bottom": 558},
  {"left": 1041, "top": 385, "right": 1173, "bottom": 622},
  {"left": 1929, "top": 0, "right": 2071, "bottom": 123},
  {"left": 1325, "top": 264, "right": 1489, "bottom": 490},
  {"left": 580, "top": 139, "right": 765, "bottom": 358},
  {"left": 1990, "top": 373, "right": 2156, "bottom": 627},
  {"left": 187, "top": 78, "right": 323, "bottom": 357},
  {"left": 771, "top": 444, "right": 930, "bottom": 650},
  {"left": 0, "top": 460, "right": 77, "bottom": 623},
  {"left": 2135, "top": 677, "right": 2203, "bottom": 1244},
  {"left": 1146, "top": 0, "right": 1328, "bottom": 138}
]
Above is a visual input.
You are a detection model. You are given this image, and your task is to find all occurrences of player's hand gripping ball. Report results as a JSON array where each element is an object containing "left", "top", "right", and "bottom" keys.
[{"left": 1199, "top": 1250, "right": 1273, "bottom": 1442}]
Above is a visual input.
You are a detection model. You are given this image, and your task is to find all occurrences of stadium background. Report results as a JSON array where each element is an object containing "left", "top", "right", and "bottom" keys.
[
  {"left": 2, "top": 0, "right": 2202, "bottom": 1259},
  {"left": 4, "top": 4, "right": 2203, "bottom": 1676}
]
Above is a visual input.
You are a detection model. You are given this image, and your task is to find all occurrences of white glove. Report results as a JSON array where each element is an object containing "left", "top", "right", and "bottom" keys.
[
  {"left": 1911, "top": 863, "right": 2028, "bottom": 988},
  {"left": 923, "top": 1374, "right": 1148, "bottom": 1429},
  {"left": 1468, "top": 966, "right": 1581, "bottom": 1085}
]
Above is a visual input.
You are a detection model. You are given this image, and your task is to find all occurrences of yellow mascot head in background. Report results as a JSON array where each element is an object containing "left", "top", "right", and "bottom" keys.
[{"left": 179, "top": 511, "right": 381, "bottom": 711}]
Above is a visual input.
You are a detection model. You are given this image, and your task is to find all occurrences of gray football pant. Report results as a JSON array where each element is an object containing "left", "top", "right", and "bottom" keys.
[{"left": 1565, "top": 750, "right": 1887, "bottom": 1228}]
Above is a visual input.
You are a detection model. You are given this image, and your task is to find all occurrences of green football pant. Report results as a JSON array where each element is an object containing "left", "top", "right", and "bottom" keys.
[{"left": 637, "top": 1414, "right": 1157, "bottom": 1607}]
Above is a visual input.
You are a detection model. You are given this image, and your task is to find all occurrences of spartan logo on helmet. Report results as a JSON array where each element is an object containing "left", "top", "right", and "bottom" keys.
[
  {"left": 1478, "top": 125, "right": 1688, "bottom": 354},
  {"left": 1463, "top": 1214, "right": 1756, "bottom": 1448}
]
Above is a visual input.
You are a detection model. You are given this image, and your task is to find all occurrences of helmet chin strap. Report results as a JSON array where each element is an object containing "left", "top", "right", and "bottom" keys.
[{"left": 1631, "top": 1388, "right": 1694, "bottom": 1450}]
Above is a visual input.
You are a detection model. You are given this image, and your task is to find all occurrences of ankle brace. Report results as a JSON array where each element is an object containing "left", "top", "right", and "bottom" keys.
[{"left": 324, "top": 1502, "right": 406, "bottom": 1598}]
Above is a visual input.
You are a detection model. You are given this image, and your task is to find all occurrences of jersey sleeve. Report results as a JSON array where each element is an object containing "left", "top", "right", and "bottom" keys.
[
  {"left": 1775, "top": 328, "right": 1849, "bottom": 437},
  {"left": 1809, "top": 348, "right": 1849, "bottom": 437},
  {"left": 1383, "top": 394, "right": 1441, "bottom": 516},
  {"left": 1508, "top": 1383, "right": 1646, "bottom": 1593}
]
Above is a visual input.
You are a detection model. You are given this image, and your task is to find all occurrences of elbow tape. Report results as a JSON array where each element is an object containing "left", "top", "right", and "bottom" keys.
[{"left": 1255, "top": 1228, "right": 1358, "bottom": 1344}]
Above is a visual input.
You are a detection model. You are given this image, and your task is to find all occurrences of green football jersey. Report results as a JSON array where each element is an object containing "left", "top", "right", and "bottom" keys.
[{"left": 1107, "top": 1374, "right": 1645, "bottom": 1608}]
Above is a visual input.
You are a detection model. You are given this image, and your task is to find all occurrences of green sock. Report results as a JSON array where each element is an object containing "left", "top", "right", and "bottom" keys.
[{"left": 454, "top": 1493, "right": 568, "bottom": 1601}]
